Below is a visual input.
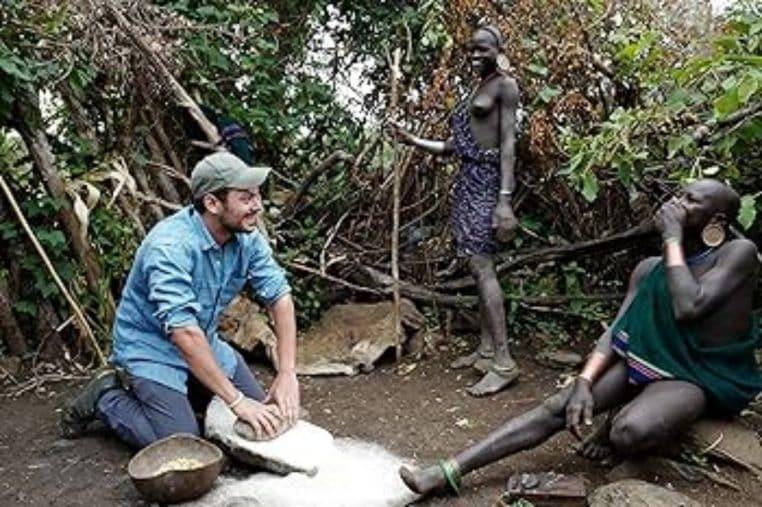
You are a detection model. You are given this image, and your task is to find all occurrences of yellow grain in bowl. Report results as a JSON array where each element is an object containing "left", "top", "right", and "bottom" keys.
[{"left": 154, "top": 457, "right": 205, "bottom": 475}]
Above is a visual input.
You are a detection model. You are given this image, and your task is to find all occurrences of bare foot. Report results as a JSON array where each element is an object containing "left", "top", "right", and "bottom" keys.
[
  {"left": 450, "top": 350, "right": 480, "bottom": 369},
  {"left": 399, "top": 464, "right": 446, "bottom": 495},
  {"left": 473, "top": 356, "right": 491, "bottom": 374},
  {"left": 576, "top": 417, "right": 613, "bottom": 461},
  {"left": 466, "top": 364, "right": 520, "bottom": 397},
  {"left": 451, "top": 348, "right": 493, "bottom": 369}
]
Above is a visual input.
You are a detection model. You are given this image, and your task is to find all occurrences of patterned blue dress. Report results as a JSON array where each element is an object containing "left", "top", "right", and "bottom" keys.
[{"left": 450, "top": 100, "right": 500, "bottom": 256}]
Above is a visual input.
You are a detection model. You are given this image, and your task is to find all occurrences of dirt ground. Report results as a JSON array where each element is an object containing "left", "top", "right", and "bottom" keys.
[{"left": 1, "top": 345, "right": 761, "bottom": 507}]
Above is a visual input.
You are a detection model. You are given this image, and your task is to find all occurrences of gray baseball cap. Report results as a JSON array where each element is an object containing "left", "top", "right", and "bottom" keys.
[{"left": 191, "top": 152, "right": 271, "bottom": 198}]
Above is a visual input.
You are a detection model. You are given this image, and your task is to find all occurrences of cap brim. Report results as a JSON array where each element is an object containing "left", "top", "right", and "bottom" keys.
[{"left": 229, "top": 165, "right": 271, "bottom": 189}]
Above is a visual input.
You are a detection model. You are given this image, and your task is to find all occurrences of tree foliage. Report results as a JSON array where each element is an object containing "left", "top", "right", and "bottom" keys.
[{"left": 0, "top": 0, "right": 759, "bottom": 358}]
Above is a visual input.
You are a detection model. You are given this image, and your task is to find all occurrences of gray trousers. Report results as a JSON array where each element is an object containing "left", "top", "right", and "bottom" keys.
[{"left": 96, "top": 352, "right": 265, "bottom": 448}]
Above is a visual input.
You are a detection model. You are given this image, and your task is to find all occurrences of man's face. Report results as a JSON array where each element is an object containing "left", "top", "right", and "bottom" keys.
[
  {"left": 469, "top": 30, "right": 498, "bottom": 74},
  {"left": 216, "top": 188, "right": 262, "bottom": 233},
  {"left": 677, "top": 181, "right": 720, "bottom": 230}
]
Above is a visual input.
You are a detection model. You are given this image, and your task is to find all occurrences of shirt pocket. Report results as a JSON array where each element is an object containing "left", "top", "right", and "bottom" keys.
[{"left": 220, "top": 275, "right": 247, "bottom": 309}]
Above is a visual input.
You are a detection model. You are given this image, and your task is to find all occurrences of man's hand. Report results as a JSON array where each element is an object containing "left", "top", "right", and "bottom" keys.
[
  {"left": 654, "top": 197, "right": 686, "bottom": 242},
  {"left": 493, "top": 200, "right": 519, "bottom": 243},
  {"left": 232, "top": 398, "right": 285, "bottom": 440},
  {"left": 264, "top": 370, "right": 300, "bottom": 425},
  {"left": 566, "top": 377, "right": 594, "bottom": 440}
]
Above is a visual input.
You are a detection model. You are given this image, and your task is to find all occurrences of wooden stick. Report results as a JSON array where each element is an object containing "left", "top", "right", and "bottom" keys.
[
  {"left": 106, "top": 4, "right": 221, "bottom": 145},
  {"left": 0, "top": 175, "right": 106, "bottom": 366},
  {"left": 388, "top": 47, "right": 403, "bottom": 361}
]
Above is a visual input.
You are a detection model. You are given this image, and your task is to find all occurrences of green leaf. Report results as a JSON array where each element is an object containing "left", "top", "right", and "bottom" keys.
[
  {"left": 526, "top": 63, "right": 548, "bottom": 77},
  {"left": 0, "top": 56, "right": 32, "bottom": 81},
  {"left": 713, "top": 90, "right": 740, "bottom": 119},
  {"left": 13, "top": 300, "right": 37, "bottom": 317},
  {"left": 667, "top": 134, "right": 694, "bottom": 159},
  {"left": 738, "top": 195, "right": 758, "bottom": 230},
  {"left": 737, "top": 75, "right": 759, "bottom": 105},
  {"left": 537, "top": 85, "right": 561, "bottom": 104},
  {"left": 581, "top": 171, "right": 599, "bottom": 203}
]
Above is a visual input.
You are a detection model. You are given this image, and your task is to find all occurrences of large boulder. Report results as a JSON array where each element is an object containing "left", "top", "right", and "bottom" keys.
[
  {"left": 295, "top": 298, "right": 425, "bottom": 376},
  {"left": 219, "top": 297, "right": 426, "bottom": 376},
  {"left": 219, "top": 296, "right": 277, "bottom": 354},
  {"left": 588, "top": 480, "right": 702, "bottom": 507}
]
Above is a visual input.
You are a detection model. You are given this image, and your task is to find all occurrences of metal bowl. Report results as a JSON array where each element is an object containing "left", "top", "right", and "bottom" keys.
[{"left": 128, "top": 433, "right": 224, "bottom": 504}]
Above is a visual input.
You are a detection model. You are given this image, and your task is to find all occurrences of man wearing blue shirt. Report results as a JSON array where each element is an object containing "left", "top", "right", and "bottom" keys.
[{"left": 61, "top": 152, "right": 299, "bottom": 447}]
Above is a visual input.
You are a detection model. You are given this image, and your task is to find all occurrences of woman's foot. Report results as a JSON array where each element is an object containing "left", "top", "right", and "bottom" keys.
[
  {"left": 466, "top": 361, "right": 520, "bottom": 397},
  {"left": 473, "top": 356, "right": 492, "bottom": 374},
  {"left": 399, "top": 464, "right": 448, "bottom": 495},
  {"left": 450, "top": 347, "right": 493, "bottom": 369},
  {"left": 576, "top": 415, "right": 613, "bottom": 461}
]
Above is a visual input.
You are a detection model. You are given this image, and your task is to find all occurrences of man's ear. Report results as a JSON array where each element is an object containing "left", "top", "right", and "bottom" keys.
[{"left": 203, "top": 194, "right": 222, "bottom": 215}]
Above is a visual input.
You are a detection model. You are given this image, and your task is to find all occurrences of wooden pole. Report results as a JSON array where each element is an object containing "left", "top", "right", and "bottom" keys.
[
  {"left": 0, "top": 174, "right": 106, "bottom": 366},
  {"left": 388, "top": 48, "right": 403, "bottom": 360},
  {"left": 105, "top": 3, "right": 221, "bottom": 145}
]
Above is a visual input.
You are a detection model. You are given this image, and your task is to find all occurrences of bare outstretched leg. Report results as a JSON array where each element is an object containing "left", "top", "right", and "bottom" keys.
[
  {"left": 465, "top": 255, "right": 518, "bottom": 396},
  {"left": 401, "top": 361, "right": 632, "bottom": 496},
  {"left": 451, "top": 300, "right": 494, "bottom": 369}
]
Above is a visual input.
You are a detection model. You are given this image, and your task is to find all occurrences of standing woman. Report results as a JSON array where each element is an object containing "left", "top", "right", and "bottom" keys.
[{"left": 391, "top": 25, "right": 520, "bottom": 396}]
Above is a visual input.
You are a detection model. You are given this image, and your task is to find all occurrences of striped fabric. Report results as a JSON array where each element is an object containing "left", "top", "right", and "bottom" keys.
[{"left": 612, "top": 330, "right": 674, "bottom": 385}]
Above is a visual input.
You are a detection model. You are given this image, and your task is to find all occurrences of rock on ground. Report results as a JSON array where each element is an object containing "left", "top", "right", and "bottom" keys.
[{"left": 588, "top": 479, "right": 702, "bottom": 507}]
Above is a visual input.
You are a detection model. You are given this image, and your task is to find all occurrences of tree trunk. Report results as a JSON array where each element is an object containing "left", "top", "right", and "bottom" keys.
[
  {"left": 132, "top": 164, "right": 165, "bottom": 221},
  {"left": 13, "top": 91, "right": 114, "bottom": 314},
  {"left": 0, "top": 273, "right": 27, "bottom": 356},
  {"left": 144, "top": 128, "right": 182, "bottom": 204},
  {"left": 140, "top": 87, "right": 185, "bottom": 174}
]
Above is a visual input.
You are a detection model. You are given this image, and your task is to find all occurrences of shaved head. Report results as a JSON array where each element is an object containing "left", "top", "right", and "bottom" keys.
[{"left": 686, "top": 179, "right": 740, "bottom": 221}]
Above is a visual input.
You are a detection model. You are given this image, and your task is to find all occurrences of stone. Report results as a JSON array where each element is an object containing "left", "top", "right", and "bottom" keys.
[
  {"left": 295, "top": 298, "right": 425, "bottom": 376},
  {"left": 0, "top": 356, "right": 21, "bottom": 379},
  {"left": 606, "top": 457, "right": 703, "bottom": 484},
  {"left": 218, "top": 295, "right": 277, "bottom": 355},
  {"left": 588, "top": 480, "right": 702, "bottom": 507},
  {"left": 683, "top": 417, "right": 762, "bottom": 475},
  {"left": 204, "top": 397, "right": 333, "bottom": 476},
  {"left": 534, "top": 349, "right": 583, "bottom": 370}
]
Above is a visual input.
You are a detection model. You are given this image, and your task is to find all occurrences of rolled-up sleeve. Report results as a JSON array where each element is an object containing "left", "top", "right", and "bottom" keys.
[
  {"left": 143, "top": 244, "right": 201, "bottom": 336},
  {"left": 247, "top": 233, "right": 291, "bottom": 307}
]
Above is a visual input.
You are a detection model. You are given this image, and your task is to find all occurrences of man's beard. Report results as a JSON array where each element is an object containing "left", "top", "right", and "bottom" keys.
[{"left": 221, "top": 213, "right": 258, "bottom": 234}]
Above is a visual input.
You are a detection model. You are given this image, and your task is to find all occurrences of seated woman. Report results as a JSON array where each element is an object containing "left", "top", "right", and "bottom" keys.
[{"left": 400, "top": 179, "right": 762, "bottom": 496}]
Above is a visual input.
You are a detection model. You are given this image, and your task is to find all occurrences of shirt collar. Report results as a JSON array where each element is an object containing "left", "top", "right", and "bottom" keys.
[{"left": 189, "top": 207, "right": 221, "bottom": 251}]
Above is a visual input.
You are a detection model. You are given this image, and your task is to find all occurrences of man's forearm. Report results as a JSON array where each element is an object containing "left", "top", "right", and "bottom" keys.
[
  {"left": 270, "top": 294, "right": 297, "bottom": 373},
  {"left": 172, "top": 327, "right": 240, "bottom": 405}
]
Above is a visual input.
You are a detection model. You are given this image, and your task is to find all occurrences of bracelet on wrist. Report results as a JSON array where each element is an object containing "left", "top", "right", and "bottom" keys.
[
  {"left": 227, "top": 391, "right": 245, "bottom": 410},
  {"left": 663, "top": 236, "right": 681, "bottom": 245},
  {"left": 577, "top": 374, "right": 593, "bottom": 384}
]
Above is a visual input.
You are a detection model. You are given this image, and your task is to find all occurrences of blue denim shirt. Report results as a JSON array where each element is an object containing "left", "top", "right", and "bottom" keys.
[{"left": 110, "top": 206, "right": 290, "bottom": 393}]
